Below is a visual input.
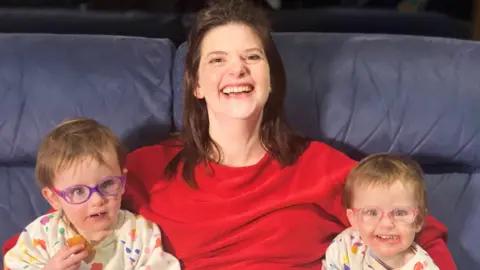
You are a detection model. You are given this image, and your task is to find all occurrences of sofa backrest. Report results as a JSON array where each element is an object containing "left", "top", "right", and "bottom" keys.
[
  {"left": 173, "top": 33, "right": 480, "bottom": 167},
  {"left": 172, "top": 33, "right": 480, "bottom": 268},
  {"left": 0, "top": 34, "right": 175, "bottom": 267}
]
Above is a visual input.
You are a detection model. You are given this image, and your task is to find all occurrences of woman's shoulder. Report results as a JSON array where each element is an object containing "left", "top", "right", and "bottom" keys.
[
  {"left": 127, "top": 138, "right": 183, "bottom": 166},
  {"left": 300, "top": 141, "right": 356, "bottom": 167}
]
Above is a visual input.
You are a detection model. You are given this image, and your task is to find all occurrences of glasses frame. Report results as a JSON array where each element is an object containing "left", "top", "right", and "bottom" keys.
[
  {"left": 351, "top": 206, "right": 419, "bottom": 225},
  {"left": 51, "top": 175, "right": 126, "bottom": 205}
]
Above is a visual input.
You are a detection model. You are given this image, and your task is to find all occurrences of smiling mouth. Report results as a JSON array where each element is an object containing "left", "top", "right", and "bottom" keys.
[
  {"left": 375, "top": 235, "right": 400, "bottom": 241},
  {"left": 221, "top": 85, "right": 253, "bottom": 95}
]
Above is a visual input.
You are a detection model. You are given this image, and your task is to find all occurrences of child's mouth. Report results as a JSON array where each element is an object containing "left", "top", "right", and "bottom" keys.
[
  {"left": 88, "top": 212, "right": 107, "bottom": 219},
  {"left": 375, "top": 234, "right": 400, "bottom": 244}
]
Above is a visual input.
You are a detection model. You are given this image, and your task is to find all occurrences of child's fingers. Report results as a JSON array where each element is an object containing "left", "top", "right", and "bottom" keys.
[
  {"left": 57, "top": 244, "right": 85, "bottom": 259},
  {"left": 62, "top": 249, "right": 88, "bottom": 268},
  {"left": 64, "top": 261, "right": 82, "bottom": 270}
]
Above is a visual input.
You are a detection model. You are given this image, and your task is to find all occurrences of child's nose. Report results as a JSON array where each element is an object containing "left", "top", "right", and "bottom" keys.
[
  {"left": 382, "top": 214, "right": 396, "bottom": 226},
  {"left": 89, "top": 191, "right": 106, "bottom": 206}
]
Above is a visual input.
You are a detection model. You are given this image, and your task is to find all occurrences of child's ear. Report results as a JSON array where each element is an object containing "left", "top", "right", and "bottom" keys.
[
  {"left": 346, "top": 209, "right": 359, "bottom": 230},
  {"left": 42, "top": 187, "right": 62, "bottom": 210},
  {"left": 415, "top": 221, "right": 423, "bottom": 233},
  {"left": 415, "top": 210, "right": 426, "bottom": 233},
  {"left": 120, "top": 168, "right": 128, "bottom": 195}
]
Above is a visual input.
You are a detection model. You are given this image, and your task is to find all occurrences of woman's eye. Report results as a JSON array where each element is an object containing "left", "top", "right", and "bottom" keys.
[
  {"left": 247, "top": 54, "right": 261, "bottom": 61},
  {"left": 208, "top": 57, "right": 224, "bottom": 64}
]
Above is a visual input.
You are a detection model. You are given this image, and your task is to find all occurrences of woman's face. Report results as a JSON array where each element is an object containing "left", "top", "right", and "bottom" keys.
[{"left": 195, "top": 23, "right": 271, "bottom": 122}]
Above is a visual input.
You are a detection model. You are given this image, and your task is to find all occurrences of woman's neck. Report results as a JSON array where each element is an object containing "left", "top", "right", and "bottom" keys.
[{"left": 208, "top": 114, "right": 265, "bottom": 167}]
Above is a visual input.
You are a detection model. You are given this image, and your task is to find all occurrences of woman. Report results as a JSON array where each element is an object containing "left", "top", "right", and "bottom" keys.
[{"left": 3, "top": 0, "right": 455, "bottom": 269}]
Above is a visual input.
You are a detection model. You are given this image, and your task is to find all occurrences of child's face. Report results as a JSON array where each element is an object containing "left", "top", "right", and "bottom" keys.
[
  {"left": 346, "top": 181, "right": 422, "bottom": 260},
  {"left": 42, "top": 150, "right": 124, "bottom": 241}
]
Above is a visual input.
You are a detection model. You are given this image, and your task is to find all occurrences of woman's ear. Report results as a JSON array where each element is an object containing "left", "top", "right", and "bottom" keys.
[
  {"left": 194, "top": 86, "right": 204, "bottom": 99},
  {"left": 346, "top": 209, "right": 359, "bottom": 230},
  {"left": 42, "top": 188, "right": 62, "bottom": 210}
]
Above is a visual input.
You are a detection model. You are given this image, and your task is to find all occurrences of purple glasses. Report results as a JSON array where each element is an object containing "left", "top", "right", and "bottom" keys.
[{"left": 51, "top": 175, "right": 126, "bottom": 204}]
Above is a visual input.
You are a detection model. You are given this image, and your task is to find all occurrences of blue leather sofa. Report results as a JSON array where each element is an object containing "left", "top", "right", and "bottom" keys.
[{"left": 1, "top": 33, "right": 479, "bottom": 269}]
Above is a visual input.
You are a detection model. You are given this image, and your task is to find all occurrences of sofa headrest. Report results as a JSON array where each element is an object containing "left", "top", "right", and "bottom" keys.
[
  {"left": 0, "top": 34, "right": 175, "bottom": 163},
  {"left": 0, "top": 9, "right": 186, "bottom": 46},
  {"left": 173, "top": 33, "right": 480, "bottom": 167}
]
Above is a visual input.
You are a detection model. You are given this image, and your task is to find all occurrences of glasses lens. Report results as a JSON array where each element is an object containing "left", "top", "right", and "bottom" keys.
[
  {"left": 64, "top": 186, "right": 90, "bottom": 204},
  {"left": 98, "top": 176, "right": 124, "bottom": 196},
  {"left": 360, "top": 207, "right": 381, "bottom": 223},
  {"left": 391, "top": 207, "right": 415, "bottom": 224}
]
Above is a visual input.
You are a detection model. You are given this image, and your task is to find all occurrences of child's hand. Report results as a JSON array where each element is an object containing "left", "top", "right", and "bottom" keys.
[{"left": 44, "top": 244, "right": 88, "bottom": 270}]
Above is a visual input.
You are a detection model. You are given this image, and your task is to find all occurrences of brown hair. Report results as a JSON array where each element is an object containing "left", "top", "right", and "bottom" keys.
[
  {"left": 35, "top": 117, "right": 126, "bottom": 187},
  {"left": 343, "top": 153, "right": 427, "bottom": 225},
  {"left": 165, "top": 0, "right": 310, "bottom": 187}
]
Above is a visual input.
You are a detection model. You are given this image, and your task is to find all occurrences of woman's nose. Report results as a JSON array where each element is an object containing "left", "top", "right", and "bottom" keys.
[{"left": 228, "top": 58, "right": 247, "bottom": 77}]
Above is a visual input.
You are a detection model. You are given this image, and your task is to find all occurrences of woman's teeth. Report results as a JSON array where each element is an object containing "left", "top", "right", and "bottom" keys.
[{"left": 222, "top": 86, "right": 253, "bottom": 94}]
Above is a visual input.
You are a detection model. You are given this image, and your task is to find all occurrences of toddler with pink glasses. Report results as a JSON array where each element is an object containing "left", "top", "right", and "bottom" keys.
[
  {"left": 4, "top": 118, "right": 180, "bottom": 270},
  {"left": 323, "top": 153, "right": 439, "bottom": 270}
]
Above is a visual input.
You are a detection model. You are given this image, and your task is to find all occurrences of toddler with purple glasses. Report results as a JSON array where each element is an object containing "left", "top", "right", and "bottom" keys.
[{"left": 4, "top": 118, "right": 180, "bottom": 270}]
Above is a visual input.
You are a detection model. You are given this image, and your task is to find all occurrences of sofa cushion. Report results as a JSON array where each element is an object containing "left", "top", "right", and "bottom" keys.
[
  {"left": 0, "top": 166, "right": 49, "bottom": 263},
  {"left": 424, "top": 171, "right": 479, "bottom": 269},
  {"left": 0, "top": 34, "right": 175, "bottom": 163},
  {"left": 173, "top": 33, "right": 480, "bottom": 168},
  {"left": 460, "top": 171, "right": 480, "bottom": 267}
]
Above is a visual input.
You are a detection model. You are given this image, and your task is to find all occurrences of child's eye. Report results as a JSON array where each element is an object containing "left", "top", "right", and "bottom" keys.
[
  {"left": 66, "top": 187, "right": 87, "bottom": 198},
  {"left": 100, "top": 179, "right": 114, "bottom": 188},
  {"left": 363, "top": 209, "right": 378, "bottom": 216},
  {"left": 393, "top": 209, "right": 409, "bottom": 216},
  {"left": 73, "top": 188, "right": 86, "bottom": 195}
]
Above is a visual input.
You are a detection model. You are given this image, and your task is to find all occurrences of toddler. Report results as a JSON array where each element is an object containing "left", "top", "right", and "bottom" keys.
[
  {"left": 4, "top": 118, "right": 180, "bottom": 270},
  {"left": 324, "top": 153, "right": 439, "bottom": 270}
]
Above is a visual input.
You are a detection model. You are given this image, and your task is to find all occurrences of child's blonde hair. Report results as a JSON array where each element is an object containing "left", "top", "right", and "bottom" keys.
[
  {"left": 343, "top": 153, "right": 427, "bottom": 225},
  {"left": 35, "top": 117, "right": 126, "bottom": 187}
]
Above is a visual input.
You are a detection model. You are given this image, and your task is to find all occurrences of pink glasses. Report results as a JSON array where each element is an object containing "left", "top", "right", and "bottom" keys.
[{"left": 352, "top": 206, "right": 419, "bottom": 225}]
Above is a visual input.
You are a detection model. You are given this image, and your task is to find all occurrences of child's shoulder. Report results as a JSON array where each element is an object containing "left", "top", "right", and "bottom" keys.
[
  {"left": 332, "top": 227, "right": 361, "bottom": 243},
  {"left": 119, "top": 210, "right": 155, "bottom": 223},
  {"left": 24, "top": 210, "right": 63, "bottom": 231},
  {"left": 117, "top": 210, "right": 159, "bottom": 231},
  {"left": 405, "top": 243, "right": 439, "bottom": 269}
]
